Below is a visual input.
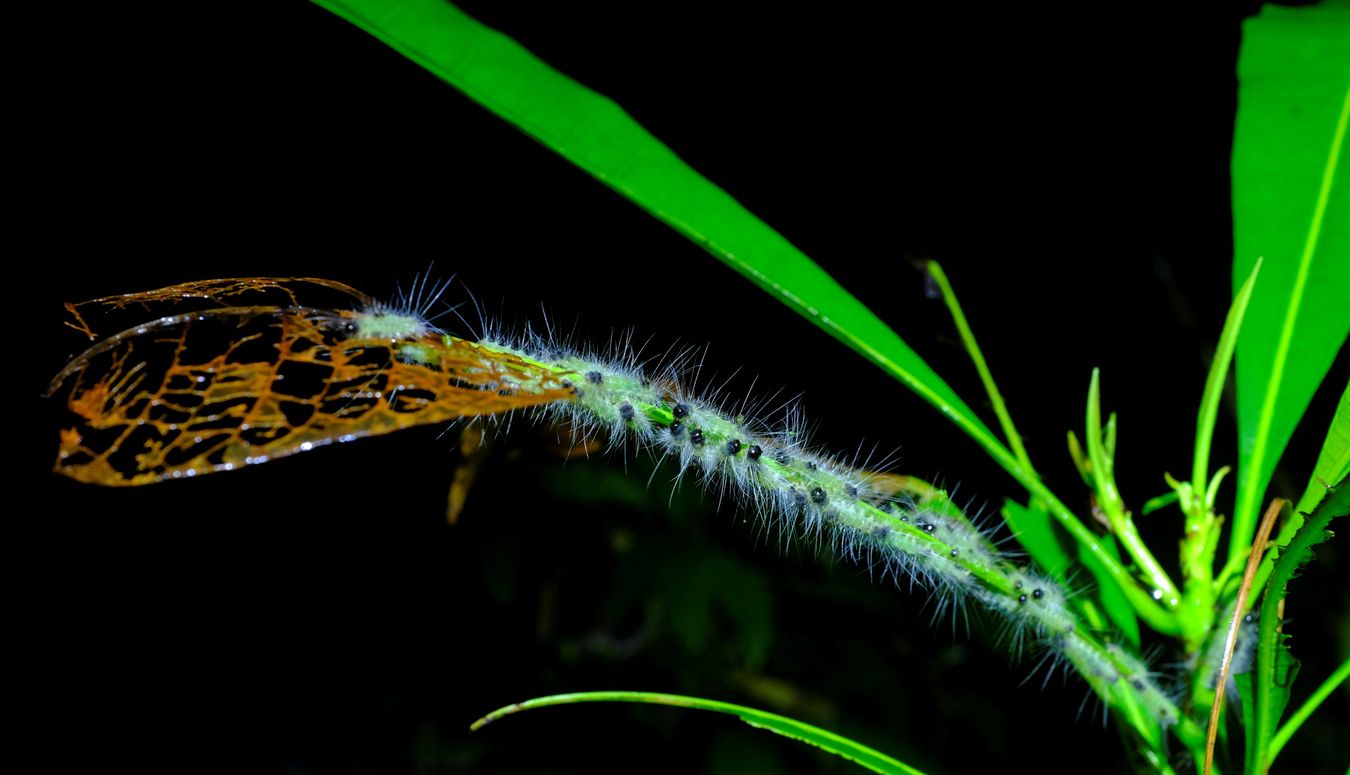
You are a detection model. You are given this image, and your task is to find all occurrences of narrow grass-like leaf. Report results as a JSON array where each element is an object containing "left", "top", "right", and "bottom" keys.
[
  {"left": 309, "top": 0, "right": 1173, "bottom": 629},
  {"left": 1086, "top": 370, "right": 1181, "bottom": 610},
  {"left": 470, "top": 691, "right": 924, "bottom": 775},
  {"left": 925, "top": 261, "right": 1034, "bottom": 474},
  {"left": 308, "top": 0, "right": 981, "bottom": 435},
  {"left": 1229, "top": 0, "right": 1350, "bottom": 574},
  {"left": 1193, "top": 260, "right": 1260, "bottom": 503}
]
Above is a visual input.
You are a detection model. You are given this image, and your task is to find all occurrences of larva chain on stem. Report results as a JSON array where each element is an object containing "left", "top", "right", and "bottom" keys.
[
  {"left": 415, "top": 314, "right": 1187, "bottom": 736},
  {"left": 48, "top": 277, "right": 1187, "bottom": 747}
]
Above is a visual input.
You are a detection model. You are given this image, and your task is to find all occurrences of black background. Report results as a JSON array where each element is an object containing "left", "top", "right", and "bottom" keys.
[{"left": 23, "top": 2, "right": 1347, "bottom": 773}]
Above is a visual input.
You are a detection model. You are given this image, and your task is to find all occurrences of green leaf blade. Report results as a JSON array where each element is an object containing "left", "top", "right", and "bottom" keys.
[
  {"left": 471, "top": 691, "right": 924, "bottom": 775},
  {"left": 311, "top": 0, "right": 994, "bottom": 451},
  {"left": 1292, "top": 380, "right": 1350, "bottom": 518},
  {"left": 311, "top": 0, "right": 1167, "bottom": 624},
  {"left": 1230, "top": 0, "right": 1350, "bottom": 567}
]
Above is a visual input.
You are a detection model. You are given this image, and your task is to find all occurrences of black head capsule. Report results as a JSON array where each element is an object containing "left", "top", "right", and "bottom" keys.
[
  {"left": 586, "top": 370, "right": 604, "bottom": 385},
  {"left": 810, "top": 487, "right": 827, "bottom": 505},
  {"left": 746, "top": 444, "right": 762, "bottom": 461},
  {"left": 670, "top": 420, "right": 684, "bottom": 437},
  {"left": 672, "top": 403, "right": 690, "bottom": 419},
  {"left": 619, "top": 403, "right": 635, "bottom": 421},
  {"left": 725, "top": 439, "right": 742, "bottom": 456},
  {"left": 689, "top": 428, "right": 705, "bottom": 445}
]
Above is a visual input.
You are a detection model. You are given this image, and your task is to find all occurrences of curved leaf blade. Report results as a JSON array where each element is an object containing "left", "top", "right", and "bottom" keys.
[
  {"left": 309, "top": 0, "right": 1165, "bottom": 626},
  {"left": 471, "top": 691, "right": 924, "bottom": 775},
  {"left": 1229, "top": 0, "right": 1350, "bottom": 566},
  {"left": 308, "top": 0, "right": 993, "bottom": 453}
]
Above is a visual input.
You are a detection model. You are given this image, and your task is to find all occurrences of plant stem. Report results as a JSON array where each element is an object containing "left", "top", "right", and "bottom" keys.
[{"left": 925, "top": 261, "right": 1036, "bottom": 475}]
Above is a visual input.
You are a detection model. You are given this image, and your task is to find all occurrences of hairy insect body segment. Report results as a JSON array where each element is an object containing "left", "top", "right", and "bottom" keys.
[
  {"left": 473, "top": 336, "right": 1187, "bottom": 728},
  {"left": 51, "top": 277, "right": 1188, "bottom": 738}
]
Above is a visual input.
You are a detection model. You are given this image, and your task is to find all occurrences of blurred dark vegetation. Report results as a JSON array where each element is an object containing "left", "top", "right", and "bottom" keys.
[{"left": 22, "top": 1, "right": 1346, "bottom": 773}]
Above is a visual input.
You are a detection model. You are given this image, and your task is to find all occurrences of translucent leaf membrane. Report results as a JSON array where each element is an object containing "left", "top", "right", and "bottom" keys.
[
  {"left": 50, "top": 284, "right": 575, "bottom": 486},
  {"left": 62, "top": 276, "right": 376, "bottom": 340}
]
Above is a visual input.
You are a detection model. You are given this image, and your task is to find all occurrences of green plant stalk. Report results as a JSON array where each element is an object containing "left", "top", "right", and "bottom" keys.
[
  {"left": 461, "top": 336, "right": 1195, "bottom": 746},
  {"left": 924, "top": 261, "right": 1036, "bottom": 476},
  {"left": 1267, "top": 655, "right": 1350, "bottom": 764},
  {"left": 816, "top": 317, "right": 1179, "bottom": 631},
  {"left": 1086, "top": 370, "right": 1184, "bottom": 621},
  {"left": 924, "top": 260, "right": 1119, "bottom": 634},
  {"left": 1177, "top": 260, "right": 1261, "bottom": 649}
]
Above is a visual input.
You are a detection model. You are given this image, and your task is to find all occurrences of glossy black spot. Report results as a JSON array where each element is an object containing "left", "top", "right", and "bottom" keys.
[
  {"left": 1014, "top": 580, "right": 1024, "bottom": 590},
  {"left": 586, "top": 371, "right": 604, "bottom": 384},
  {"left": 670, "top": 420, "right": 683, "bottom": 437},
  {"left": 810, "top": 487, "right": 827, "bottom": 505},
  {"left": 1018, "top": 594, "right": 1028, "bottom": 604},
  {"left": 1032, "top": 588, "right": 1044, "bottom": 600},
  {"left": 792, "top": 489, "right": 807, "bottom": 507},
  {"left": 806, "top": 461, "right": 818, "bottom": 470},
  {"left": 746, "top": 444, "right": 762, "bottom": 461},
  {"left": 725, "top": 439, "right": 742, "bottom": 456},
  {"left": 689, "top": 428, "right": 705, "bottom": 445},
  {"left": 846, "top": 485, "right": 858, "bottom": 499},
  {"left": 950, "top": 549, "right": 960, "bottom": 557},
  {"left": 620, "top": 403, "right": 635, "bottom": 421},
  {"left": 672, "top": 403, "right": 690, "bottom": 418}
]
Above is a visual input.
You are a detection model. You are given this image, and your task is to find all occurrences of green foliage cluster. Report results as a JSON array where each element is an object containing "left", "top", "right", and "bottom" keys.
[{"left": 304, "top": 1, "right": 1349, "bottom": 772}]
